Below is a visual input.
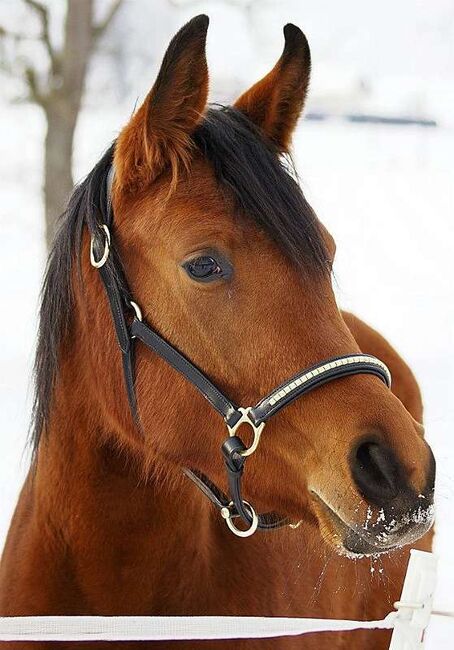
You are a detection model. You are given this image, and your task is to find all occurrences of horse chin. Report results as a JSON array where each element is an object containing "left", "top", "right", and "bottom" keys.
[{"left": 310, "top": 492, "right": 434, "bottom": 560}]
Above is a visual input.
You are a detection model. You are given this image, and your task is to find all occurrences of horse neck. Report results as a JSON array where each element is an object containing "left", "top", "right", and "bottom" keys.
[
  {"left": 31, "top": 299, "right": 316, "bottom": 615},
  {"left": 31, "top": 353, "right": 325, "bottom": 618},
  {"left": 34, "top": 348, "right": 216, "bottom": 580}
]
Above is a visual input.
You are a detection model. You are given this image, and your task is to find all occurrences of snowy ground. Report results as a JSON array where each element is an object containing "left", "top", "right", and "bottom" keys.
[{"left": 0, "top": 104, "right": 452, "bottom": 646}]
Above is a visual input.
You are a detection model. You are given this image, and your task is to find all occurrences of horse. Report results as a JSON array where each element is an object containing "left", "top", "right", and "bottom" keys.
[{"left": 0, "top": 15, "right": 435, "bottom": 650}]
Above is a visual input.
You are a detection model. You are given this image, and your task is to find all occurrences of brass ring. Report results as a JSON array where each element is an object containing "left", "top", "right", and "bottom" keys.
[
  {"left": 221, "top": 500, "right": 259, "bottom": 538},
  {"left": 129, "top": 301, "right": 143, "bottom": 321},
  {"left": 90, "top": 225, "right": 111, "bottom": 268}
]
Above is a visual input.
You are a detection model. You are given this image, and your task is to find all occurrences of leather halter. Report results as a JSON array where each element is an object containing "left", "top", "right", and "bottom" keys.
[{"left": 88, "top": 167, "right": 392, "bottom": 537}]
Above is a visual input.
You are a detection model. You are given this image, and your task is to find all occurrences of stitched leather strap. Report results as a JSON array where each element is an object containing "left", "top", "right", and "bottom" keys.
[
  {"left": 183, "top": 466, "right": 289, "bottom": 531},
  {"left": 131, "top": 318, "right": 240, "bottom": 424},
  {"left": 89, "top": 168, "right": 139, "bottom": 421},
  {"left": 249, "top": 354, "right": 391, "bottom": 426},
  {"left": 88, "top": 167, "right": 391, "bottom": 436},
  {"left": 221, "top": 436, "right": 289, "bottom": 530}
]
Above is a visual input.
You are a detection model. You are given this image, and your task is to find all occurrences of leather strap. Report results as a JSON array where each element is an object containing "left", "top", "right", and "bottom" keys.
[
  {"left": 131, "top": 318, "right": 240, "bottom": 424},
  {"left": 88, "top": 169, "right": 139, "bottom": 422},
  {"left": 183, "top": 464, "right": 289, "bottom": 531},
  {"left": 88, "top": 167, "right": 391, "bottom": 437},
  {"left": 249, "top": 355, "right": 391, "bottom": 426},
  {"left": 221, "top": 436, "right": 289, "bottom": 529}
]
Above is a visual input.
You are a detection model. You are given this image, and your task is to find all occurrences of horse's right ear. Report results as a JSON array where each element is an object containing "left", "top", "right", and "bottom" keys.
[{"left": 114, "top": 15, "right": 209, "bottom": 192}]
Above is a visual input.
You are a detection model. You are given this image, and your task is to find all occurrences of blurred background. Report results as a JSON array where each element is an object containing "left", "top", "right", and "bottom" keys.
[{"left": 0, "top": 0, "right": 453, "bottom": 646}]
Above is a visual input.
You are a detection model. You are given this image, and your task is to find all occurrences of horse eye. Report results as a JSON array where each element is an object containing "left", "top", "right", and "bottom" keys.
[{"left": 182, "top": 254, "right": 231, "bottom": 283}]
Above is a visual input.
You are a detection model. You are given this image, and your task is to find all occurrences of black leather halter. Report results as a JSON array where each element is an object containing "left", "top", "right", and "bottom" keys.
[{"left": 88, "top": 167, "right": 391, "bottom": 537}]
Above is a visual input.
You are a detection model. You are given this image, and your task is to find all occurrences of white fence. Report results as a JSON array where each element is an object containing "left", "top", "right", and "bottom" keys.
[{"left": 0, "top": 550, "right": 450, "bottom": 648}]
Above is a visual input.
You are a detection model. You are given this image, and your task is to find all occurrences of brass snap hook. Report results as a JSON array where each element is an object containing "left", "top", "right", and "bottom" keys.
[{"left": 226, "top": 407, "right": 265, "bottom": 457}]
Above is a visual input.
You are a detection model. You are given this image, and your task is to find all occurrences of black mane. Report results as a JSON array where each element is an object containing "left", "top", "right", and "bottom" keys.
[
  {"left": 31, "top": 145, "right": 114, "bottom": 451},
  {"left": 31, "top": 106, "right": 329, "bottom": 450},
  {"left": 194, "top": 107, "right": 329, "bottom": 274}
]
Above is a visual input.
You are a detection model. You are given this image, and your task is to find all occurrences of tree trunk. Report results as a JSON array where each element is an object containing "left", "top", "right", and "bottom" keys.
[
  {"left": 43, "top": 105, "right": 77, "bottom": 248},
  {"left": 43, "top": 0, "right": 94, "bottom": 249},
  {"left": 3, "top": 0, "right": 125, "bottom": 249}
]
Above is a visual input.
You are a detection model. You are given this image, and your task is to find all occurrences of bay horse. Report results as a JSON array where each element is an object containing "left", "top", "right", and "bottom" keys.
[{"left": 0, "top": 15, "right": 435, "bottom": 650}]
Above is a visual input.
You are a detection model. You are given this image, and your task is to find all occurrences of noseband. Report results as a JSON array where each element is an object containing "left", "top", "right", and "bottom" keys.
[{"left": 88, "top": 167, "right": 391, "bottom": 538}]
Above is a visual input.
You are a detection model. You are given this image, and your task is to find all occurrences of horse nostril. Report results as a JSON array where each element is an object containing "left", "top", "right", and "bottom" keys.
[{"left": 351, "top": 440, "right": 400, "bottom": 506}]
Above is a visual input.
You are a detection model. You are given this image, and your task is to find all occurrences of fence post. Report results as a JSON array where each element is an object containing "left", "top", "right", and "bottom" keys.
[{"left": 389, "top": 550, "right": 438, "bottom": 650}]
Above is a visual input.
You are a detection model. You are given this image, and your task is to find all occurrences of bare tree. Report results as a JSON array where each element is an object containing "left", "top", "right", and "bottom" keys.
[{"left": 1, "top": 0, "right": 123, "bottom": 249}]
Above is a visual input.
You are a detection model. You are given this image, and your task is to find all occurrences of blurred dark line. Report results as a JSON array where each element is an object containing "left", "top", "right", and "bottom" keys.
[{"left": 305, "top": 112, "right": 437, "bottom": 127}]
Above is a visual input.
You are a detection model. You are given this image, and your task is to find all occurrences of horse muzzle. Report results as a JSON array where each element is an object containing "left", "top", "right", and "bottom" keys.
[{"left": 311, "top": 445, "right": 435, "bottom": 558}]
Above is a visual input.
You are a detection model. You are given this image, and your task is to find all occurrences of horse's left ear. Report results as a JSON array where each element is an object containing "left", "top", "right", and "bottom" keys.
[{"left": 234, "top": 24, "right": 310, "bottom": 151}]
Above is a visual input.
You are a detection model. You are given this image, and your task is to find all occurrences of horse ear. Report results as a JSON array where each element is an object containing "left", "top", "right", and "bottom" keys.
[
  {"left": 114, "top": 15, "right": 209, "bottom": 192},
  {"left": 234, "top": 24, "right": 310, "bottom": 151}
]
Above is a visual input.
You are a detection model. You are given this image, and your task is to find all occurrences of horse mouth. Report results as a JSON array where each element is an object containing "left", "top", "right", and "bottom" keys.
[{"left": 310, "top": 492, "right": 434, "bottom": 559}]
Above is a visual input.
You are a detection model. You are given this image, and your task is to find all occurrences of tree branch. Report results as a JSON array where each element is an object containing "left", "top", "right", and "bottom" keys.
[
  {"left": 0, "top": 23, "right": 47, "bottom": 104},
  {"left": 24, "top": 63, "right": 48, "bottom": 106},
  {"left": 0, "top": 24, "right": 41, "bottom": 43},
  {"left": 92, "top": 0, "right": 123, "bottom": 43},
  {"left": 23, "top": 0, "right": 58, "bottom": 73}
]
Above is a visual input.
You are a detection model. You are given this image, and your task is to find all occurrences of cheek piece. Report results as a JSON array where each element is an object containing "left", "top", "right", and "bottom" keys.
[{"left": 87, "top": 166, "right": 392, "bottom": 538}]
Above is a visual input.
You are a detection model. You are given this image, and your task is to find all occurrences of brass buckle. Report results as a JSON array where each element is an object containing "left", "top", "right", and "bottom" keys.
[{"left": 226, "top": 407, "right": 265, "bottom": 457}]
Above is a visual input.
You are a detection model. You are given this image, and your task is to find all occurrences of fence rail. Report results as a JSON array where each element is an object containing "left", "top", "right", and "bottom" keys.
[{"left": 0, "top": 550, "right": 447, "bottom": 648}]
